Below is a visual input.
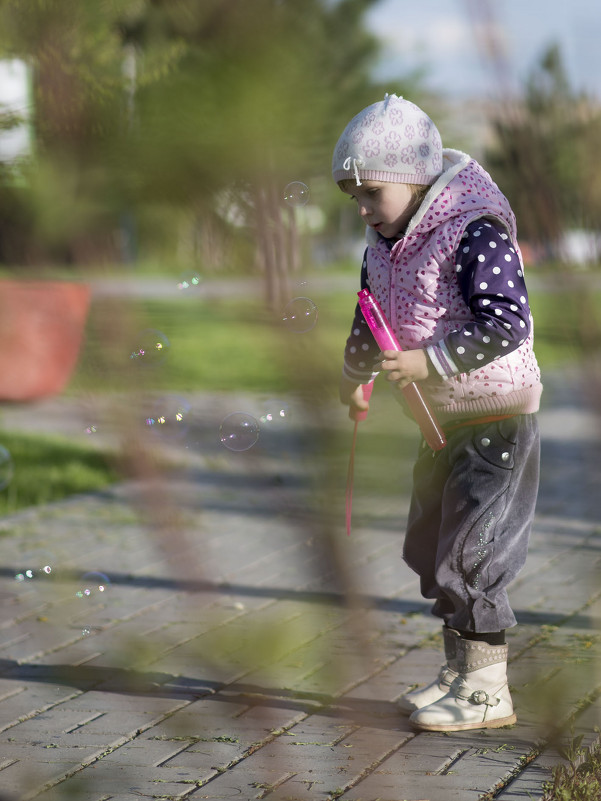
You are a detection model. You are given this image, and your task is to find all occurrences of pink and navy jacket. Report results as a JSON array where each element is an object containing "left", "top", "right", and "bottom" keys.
[{"left": 343, "top": 149, "right": 543, "bottom": 424}]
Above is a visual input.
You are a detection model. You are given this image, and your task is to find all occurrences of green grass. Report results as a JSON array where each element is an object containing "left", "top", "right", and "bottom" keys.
[
  {"left": 529, "top": 289, "right": 601, "bottom": 369},
  {"left": 69, "top": 292, "right": 352, "bottom": 395},
  {"left": 0, "top": 429, "right": 119, "bottom": 517}
]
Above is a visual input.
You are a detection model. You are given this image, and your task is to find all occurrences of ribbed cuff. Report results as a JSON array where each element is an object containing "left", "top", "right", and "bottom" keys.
[
  {"left": 427, "top": 342, "right": 460, "bottom": 378},
  {"left": 342, "top": 363, "right": 380, "bottom": 383}
]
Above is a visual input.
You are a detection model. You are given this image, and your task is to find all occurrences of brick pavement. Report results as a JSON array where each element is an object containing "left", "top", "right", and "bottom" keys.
[{"left": 0, "top": 370, "right": 600, "bottom": 801}]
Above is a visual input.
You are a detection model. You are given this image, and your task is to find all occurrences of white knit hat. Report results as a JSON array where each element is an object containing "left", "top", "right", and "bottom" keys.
[{"left": 332, "top": 93, "right": 443, "bottom": 186}]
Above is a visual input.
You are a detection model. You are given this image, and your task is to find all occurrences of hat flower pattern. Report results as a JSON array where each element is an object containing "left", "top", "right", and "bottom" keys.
[
  {"left": 401, "top": 146, "right": 416, "bottom": 164},
  {"left": 332, "top": 93, "right": 444, "bottom": 185},
  {"left": 364, "top": 139, "right": 380, "bottom": 158},
  {"left": 389, "top": 106, "right": 404, "bottom": 125},
  {"left": 418, "top": 118, "right": 432, "bottom": 137},
  {"left": 336, "top": 141, "right": 350, "bottom": 162},
  {"left": 362, "top": 111, "right": 377, "bottom": 128},
  {"left": 384, "top": 131, "right": 402, "bottom": 150}
]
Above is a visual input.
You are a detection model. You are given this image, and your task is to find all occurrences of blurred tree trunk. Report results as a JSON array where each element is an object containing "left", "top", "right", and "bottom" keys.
[{"left": 253, "top": 180, "right": 298, "bottom": 312}]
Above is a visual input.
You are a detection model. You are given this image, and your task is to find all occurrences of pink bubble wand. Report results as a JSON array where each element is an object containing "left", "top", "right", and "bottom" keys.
[{"left": 357, "top": 289, "right": 446, "bottom": 450}]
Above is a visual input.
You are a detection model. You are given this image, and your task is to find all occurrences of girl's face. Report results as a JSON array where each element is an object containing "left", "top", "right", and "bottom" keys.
[{"left": 342, "top": 180, "right": 416, "bottom": 239}]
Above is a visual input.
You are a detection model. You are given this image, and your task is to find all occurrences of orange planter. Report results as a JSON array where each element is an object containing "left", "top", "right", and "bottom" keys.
[{"left": 0, "top": 279, "right": 90, "bottom": 401}]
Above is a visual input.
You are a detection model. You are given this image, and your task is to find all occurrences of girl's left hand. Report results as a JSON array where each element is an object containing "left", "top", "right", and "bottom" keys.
[{"left": 380, "top": 348, "right": 430, "bottom": 387}]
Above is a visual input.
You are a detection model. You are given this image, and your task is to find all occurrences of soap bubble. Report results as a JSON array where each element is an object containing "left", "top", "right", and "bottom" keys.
[
  {"left": 0, "top": 445, "right": 14, "bottom": 491},
  {"left": 145, "top": 396, "right": 191, "bottom": 440},
  {"left": 80, "top": 624, "right": 102, "bottom": 638},
  {"left": 14, "top": 550, "right": 55, "bottom": 583},
  {"left": 282, "top": 297, "right": 318, "bottom": 333},
  {"left": 176, "top": 270, "right": 202, "bottom": 291},
  {"left": 283, "top": 181, "right": 310, "bottom": 207},
  {"left": 259, "top": 399, "right": 291, "bottom": 427},
  {"left": 14, "top": 565, "right": 52, "bottom": 583},
  {"left": 76, "top": 571, "right": 111, "bottom": 599},
  {"left": 129, "top": 329, "right": 170, "bottom": 366},
  {"left": 84, "top": 425, "right": 98, "bottom": 435},
  {"left": 220, "top": 412, "right": 260, "bottom": 452}
]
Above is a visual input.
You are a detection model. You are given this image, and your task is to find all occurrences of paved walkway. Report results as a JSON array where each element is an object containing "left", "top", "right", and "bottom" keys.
[{"left": 0, "top": 369, "right": 600, "bottom": 801}]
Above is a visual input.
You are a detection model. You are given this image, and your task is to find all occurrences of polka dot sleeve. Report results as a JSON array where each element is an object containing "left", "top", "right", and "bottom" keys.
[
  {"left": 342, "top": 249, "right": 381, "bottom": 382},
  {"left": 427, "top": 220, "right": 532, "bottom": 377}
]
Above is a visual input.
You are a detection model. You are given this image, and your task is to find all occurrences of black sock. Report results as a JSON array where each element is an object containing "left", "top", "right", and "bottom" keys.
[{"left": 456, "top": 629, "right": 506, "bottom": 646}]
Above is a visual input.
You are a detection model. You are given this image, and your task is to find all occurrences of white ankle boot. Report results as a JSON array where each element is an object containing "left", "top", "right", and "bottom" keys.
[
  {"left": 398, "top": 627, "right": 460, "bottom": 715},
  {"left": 409, "top": 638, "right": 516, "bottom": 732}
]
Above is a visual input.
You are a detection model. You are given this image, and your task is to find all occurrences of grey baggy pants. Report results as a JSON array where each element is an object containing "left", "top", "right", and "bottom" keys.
[{"left": 403, "top": 415, "right": 540, "bottom": 633}]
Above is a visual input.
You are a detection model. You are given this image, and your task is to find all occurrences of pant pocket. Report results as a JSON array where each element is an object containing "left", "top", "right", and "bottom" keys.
[{"left": 473, "top": 423, "right": 516, "bottom": 469}]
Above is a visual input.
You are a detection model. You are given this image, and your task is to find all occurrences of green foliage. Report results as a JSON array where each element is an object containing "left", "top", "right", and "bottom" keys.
[
  {"left": 0, "top": 0, "right": 391, "bottom": 270},
  {"left": 0, "top": 429, "right": 118, "bottom": 516},
  {"left": 543, "top": 733, "right": 601, "bottom": 801}
]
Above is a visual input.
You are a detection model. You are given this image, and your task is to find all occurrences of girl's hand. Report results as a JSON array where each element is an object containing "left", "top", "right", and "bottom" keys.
[
  {"left": 380, "top": 349, "right": 429, "bottom": 387},
  {"left": 339, "top": 375, "right": 370, "bottom": 412}
]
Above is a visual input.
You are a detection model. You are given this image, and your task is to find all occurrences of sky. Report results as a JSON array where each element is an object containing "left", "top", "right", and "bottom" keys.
[
  {"left": 0, "top": 59, "right": 29, "bottom": 160},
  {"left": 365, "top": 0, "right": 601, "bottom": 100}
]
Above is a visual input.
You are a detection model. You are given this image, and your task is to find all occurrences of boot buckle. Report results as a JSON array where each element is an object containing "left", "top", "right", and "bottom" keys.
[
  {"left": 471, "top": 689, "right": 490, "bottom": 705},
  {"left": 469, "top": 688, "right": 500, "bottom": 707},
  {"left": 452, "top": 678, "right": 501, "bottom": 707}
]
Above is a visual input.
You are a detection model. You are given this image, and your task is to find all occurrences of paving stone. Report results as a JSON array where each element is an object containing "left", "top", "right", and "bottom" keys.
[
  {"left": 494, "top": 765, "right": 549, "bottom": 800},
  {"left": 339, "top": 737, "right": 535, "bottom": 800},
  {"left": 26, "top": 761, "right": 193, "bottom": 800},
  {"left": 0, "top": 742, "right": 93, "bottom": 764},
  {"left": 0, "top": 686, "right": 85, "bottom": 734},
  {"left": 0, "top": 759, "right": 83, "bottom": 801}
]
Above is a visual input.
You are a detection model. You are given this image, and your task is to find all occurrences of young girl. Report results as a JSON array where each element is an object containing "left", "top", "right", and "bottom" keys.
[{"left": 333, "top": 94, "right": 542, "bottom": 732}]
